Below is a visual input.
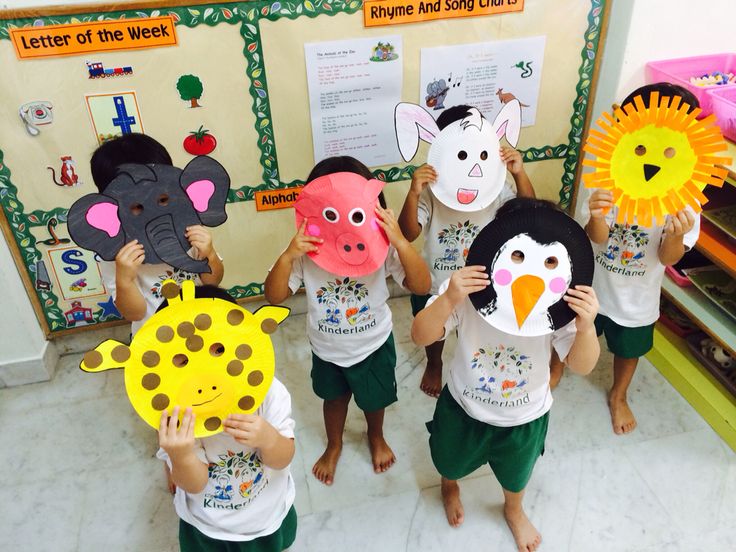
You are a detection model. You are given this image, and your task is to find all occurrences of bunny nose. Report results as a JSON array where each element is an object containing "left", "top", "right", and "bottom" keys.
[
  {"left": 336, "top": 233, "right": 369, "bottom": 265},
  {"left": 468, "top": 163, "right": 483, "bottom": 178}
]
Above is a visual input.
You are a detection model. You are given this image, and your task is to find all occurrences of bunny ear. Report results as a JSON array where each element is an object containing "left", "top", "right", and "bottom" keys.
[
  {"left": 394, "top": 103, "right": 440, "bottom": 162},
  {"left": 493, "top": 99, "right": 522, "bottom": 147}
]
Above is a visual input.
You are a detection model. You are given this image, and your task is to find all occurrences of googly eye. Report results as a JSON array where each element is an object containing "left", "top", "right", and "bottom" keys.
[
  {"left": 511, "top": 250, "right": 525, "bottom": 263},
  {"left": 322, "top": 207, "right": 339, "bottom": 223},
  {"left": 457, "top": 150, "right": 468, "bottom": 161},
  {"left": 348, "top": 208, "right": 365, "bottom": 226}
]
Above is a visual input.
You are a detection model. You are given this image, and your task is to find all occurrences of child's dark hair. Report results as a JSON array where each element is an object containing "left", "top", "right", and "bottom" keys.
[
  {"left": 436, "top": 104, "right": 477, "bottom": 130},
  {"left": 307, "top": 156, "right": 387, "bottom": 208},
  {"left": 91, "top": 133, "right": 172, "bottom": 193},
  {"left": 155, "top": 284, "right": 236, "bottom": 313},
  {"left": 620, "top": 82, "right": 700, "bottom": 114},
  {"left": 495, "top": 196, "right": 561, "bottom": 219}
]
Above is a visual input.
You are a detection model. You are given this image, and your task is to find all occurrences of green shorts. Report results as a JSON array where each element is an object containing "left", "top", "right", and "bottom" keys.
[
  {"left": 427, "top": 386, "right": 549, "bottom": 493},
  {"left": 410, "top": 293, "right": 432, "bottom": 316},
  {"left": 595, "top": 314, "right": 654, "bottom": 359},
  {"left": 178, "top": 505, "right": 297, "bottom": 552},
  {"left": 311, "top": 333, "right": 397, "bottom": 413}
]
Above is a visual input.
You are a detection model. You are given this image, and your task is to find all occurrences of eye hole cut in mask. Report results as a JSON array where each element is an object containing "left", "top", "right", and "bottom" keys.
[
  {"left": 466, "top": 205, "right": 594, "bottom": 336},
  {"left": 394, "top": 101, "right": 522, "bottom": 212},
  {"left": 79, "top": 280, "right": 289, "bottom": 438},
  {"left": 294, "top": 172, "right": 389, "bottom": 277},
  {"left": 582, "top": 92, "right": 731, "bottom": 226}
]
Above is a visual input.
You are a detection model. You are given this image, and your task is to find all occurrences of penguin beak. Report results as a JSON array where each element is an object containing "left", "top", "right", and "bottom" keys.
[
  {"left": 643, "top": 163, "right": 660, "bottom": 182},
  {"left": 511, "top": 274, "right": 545, "bottom": 329}
]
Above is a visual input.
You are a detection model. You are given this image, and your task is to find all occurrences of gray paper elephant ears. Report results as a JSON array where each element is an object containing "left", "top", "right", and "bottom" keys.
[{"left": 179, "top": 155, "right": 231, "bottom": 227}]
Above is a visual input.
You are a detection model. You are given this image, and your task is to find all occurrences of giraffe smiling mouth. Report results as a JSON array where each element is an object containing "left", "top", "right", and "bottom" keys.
[{"left": 192, "top": 392, "right": 223, "bottom": 407}]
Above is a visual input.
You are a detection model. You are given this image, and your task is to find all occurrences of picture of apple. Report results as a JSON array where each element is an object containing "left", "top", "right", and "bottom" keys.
[{"left": 183, "top": 125, "right": 217, "bottom": 155}]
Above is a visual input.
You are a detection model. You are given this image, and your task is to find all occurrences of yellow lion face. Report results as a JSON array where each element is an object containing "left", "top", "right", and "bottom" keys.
[
  {"left": 80, "top": 280, "right": 289, "bottom": 437},
  {"left": 583, "top": 92, "right": 731, "bottom": 226}
]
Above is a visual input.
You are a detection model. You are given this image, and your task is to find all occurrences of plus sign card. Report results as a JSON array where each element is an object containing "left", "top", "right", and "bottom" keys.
[{"left": 84, "top": 91, "right": 144, "bottom": 144}]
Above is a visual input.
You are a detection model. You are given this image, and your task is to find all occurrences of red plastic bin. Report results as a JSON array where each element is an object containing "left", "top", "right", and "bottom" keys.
[
  {"left": 709, "top": 86, "right": 736, "bottom": 142},
  {"left": 645, "top": 53, "right": 736, "bottom": 117}
]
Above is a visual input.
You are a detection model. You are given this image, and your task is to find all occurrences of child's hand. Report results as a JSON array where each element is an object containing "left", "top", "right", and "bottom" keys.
[
  {"left": 410, "top": 164, "right": 437, "bottom": 195},
  {"left": 500, "top": 147, "right": 524, "bottom": 175},
  {"left": 375, "top": 205, "right": 408, "bottom": 248},
  {"left": 186, "top": 225, "right": 215, "bottom": 259},
  {"left": 445, "top": 265, "right": 490, "bottom": 306},
  {"left": 223, "top": 414, "right": 278, "bottom": 450},
  {"left": 665, "top": 209, "right": 695, "bottom": 238},
  {"left": 589, "top": 189, "right": 614, "bottom": 219},
  {"left": 115, "top": 240, "right": 145, "bottom": 283},
  {"left": 159, "top": 406, "right": 196, "bottom": 461},
  {"left": 563, "top": 285, "right": 599, "bottom": 333},
  {"left": 286, "top": 219, "right": 323, "bottom": 261}
]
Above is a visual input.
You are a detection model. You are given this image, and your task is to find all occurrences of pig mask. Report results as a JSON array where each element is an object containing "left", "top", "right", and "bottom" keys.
[
  {"left": 294, "top": 172, "right": 389, "bottom": 277},
  {"left": 394, "top": 102, "right": 522, "bottom": 212}
]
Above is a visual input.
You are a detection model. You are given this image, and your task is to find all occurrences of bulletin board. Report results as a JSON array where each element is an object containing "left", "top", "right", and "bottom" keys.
[{"left": 0, "top": 0, "right": 609, "bottom": 336}]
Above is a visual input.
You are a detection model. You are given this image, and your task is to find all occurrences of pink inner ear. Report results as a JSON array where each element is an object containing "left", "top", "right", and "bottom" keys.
[
  {"left": 496, "top": 121, "right": 508, "bottom": 139},
  {"left": 86, "top": 202, "right": 120, "bottom": 237},
  {"left": 186, "top": 180, "right": 215, "bottom": 212}
]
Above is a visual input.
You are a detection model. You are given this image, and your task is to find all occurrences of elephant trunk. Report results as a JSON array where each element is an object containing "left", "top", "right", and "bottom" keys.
[{"left": 145, "top": 215, "right": 211, "bottom": 274}]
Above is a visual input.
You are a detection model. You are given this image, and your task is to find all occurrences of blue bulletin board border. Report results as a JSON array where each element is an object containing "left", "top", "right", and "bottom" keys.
[{"left": 0, "top": 0, "right": 607, "bottom": 334}]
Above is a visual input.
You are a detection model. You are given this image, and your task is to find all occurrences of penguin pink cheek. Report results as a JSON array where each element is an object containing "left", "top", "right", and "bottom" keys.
[
  {"left": 493, "top": 269, "right": 512, "bottom": 286},
  {"left": 548, "top": 277, "right": 568, "bottom": 294},
  {"left": 307, "top": 224, "right": 321, "bottom": 236}
]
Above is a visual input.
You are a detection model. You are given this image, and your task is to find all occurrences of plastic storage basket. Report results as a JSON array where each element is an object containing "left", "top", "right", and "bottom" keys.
[
  {"left": 709, "top": 86, "right": 736, "bottom": 141},
  {"left": 645, "top": 53, "right": 736, "bottom": 117}
]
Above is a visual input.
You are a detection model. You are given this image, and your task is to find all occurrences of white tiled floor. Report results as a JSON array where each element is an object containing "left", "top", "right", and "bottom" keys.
[{"left": 1, "top": 298, "right": 734, "bottom": 551}]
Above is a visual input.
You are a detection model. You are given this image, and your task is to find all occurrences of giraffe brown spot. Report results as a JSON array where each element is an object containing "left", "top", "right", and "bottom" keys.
[
  {"left": 194, "top": 313, "right": 212, "bottom": 331},
  {"left": 161, "top": 282, "right": 180, "bottom": 299},
  {"left": 227, "top": 309, "right": 244, "bottom": 326},
  {"left": 141, "top": 351, "right": 160, "bottom": 368},
  {"left": 247, "top": 370, "right": 264, "bottom": 386},
  {"left": 186, "top": 335, "right": 204, "bottom": 352},
  {"left": 238, "top": 395, "right": 255, "bottom": 411},
  {"left": 111, "top": 345, "right": 131, "bottom": 363},
  {"left": 235, "top": 344, "right": 252, "bottom": 360},
  {"left": 204, "top": 417, "right": 221, "bottom": 431},
  {"left": 156, "top": 326, "right": 174, "bottom": 343},
  {"left": 141, "top": 373, "right": 161, "bottom": 390},
  {"left": 177, "top": 321, "right": 195, "bottom": 338},
  {"left": 261, "top": 318, "right": 278, "bottom": 334},
  {"left": 151, "top": 393, "right": 170, "bottom": 411},
  {"left": 227, "top": 360, "right": 244, "bottom": 376},
  {"left": 83, "top": 350, "right": 103, "bottom": 369}
]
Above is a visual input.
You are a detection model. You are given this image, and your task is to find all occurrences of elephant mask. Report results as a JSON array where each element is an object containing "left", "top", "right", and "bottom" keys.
[{"left": 68, "top": 156, "right": 230, "bottom": 274}]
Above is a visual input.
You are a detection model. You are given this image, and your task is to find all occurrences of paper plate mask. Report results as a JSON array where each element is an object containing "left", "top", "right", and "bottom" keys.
[
  {"left": 294, "top": 171, "right": 389, "bottom": 277},
  {"left": 582, "top": 92, "right": 732, "bottom": 226},
  {"left": 467, "top": 205, "right": 593, "bottom": 336},
  {"left": 394, "top": 102, "right": 521, "bottom": 211},
  {"left": 80, "top": 280, "right": 289, "bottom": 437},
  {"left": 68, "top": 156, "right": 230, "bottom": 273}
]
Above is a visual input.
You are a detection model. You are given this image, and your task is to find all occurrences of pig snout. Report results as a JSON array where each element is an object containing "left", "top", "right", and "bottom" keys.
[{"left": 336, "top": 232, "right": 370, "bottom": 265}]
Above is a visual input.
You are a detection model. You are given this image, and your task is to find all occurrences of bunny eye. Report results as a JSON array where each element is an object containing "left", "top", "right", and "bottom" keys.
[
  {"left": 457, "top": 150, "right": 468, "bottom": 161},
  {"left": 322, "top": 208, "right": 339, "bottom": 223},
  {"left": 480, "top": 150, "right": 488, "bottom": 161}
]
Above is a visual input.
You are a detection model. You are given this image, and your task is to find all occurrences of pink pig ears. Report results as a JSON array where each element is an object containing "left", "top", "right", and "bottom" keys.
[
  {"left": 364, "top": 178, "right": 385, "bottom": 199},
  {"left": 185, "top": 180, "right": 215, "bottom": 212},
  {"left": 86, "top": 202, "right": 120, "bottom": 237}
]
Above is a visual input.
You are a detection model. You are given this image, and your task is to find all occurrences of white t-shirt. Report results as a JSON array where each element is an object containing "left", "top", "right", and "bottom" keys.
[
  {"left": 428, "top": 279, "right": 577, "bottom": 427},
  {"left": 579, "top": 192, "right": 700, "bottom": 327},
  {"left": 288, "top": 249, "right": 406, "bottom": 367},
  {"left": 157, "top": 379, "right": 295, "bottom": 542},
  {"left": 99, "top": 258, "right": 200, "bottom": 335},
  {"left": 418, "top": 179, "right": 516, "bottom": 294}
]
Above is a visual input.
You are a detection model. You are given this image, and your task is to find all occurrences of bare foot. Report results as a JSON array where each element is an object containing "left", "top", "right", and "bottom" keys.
[
  {"left": 504, "top": 505, "right": 541, "bottom": 552},
  {"left": 608, "top": 392, "right": 637, "bottom": 434},
  {"left": 368, "top": 435, "right": 396, "bottom": 473},
  {"left": 312, "top": 443, "right": 342, "bottom": 485},
  {"left": 420, "top": 362, "right": 442, "bottom": 398},
  {"left": 441, "top": 478, "right": 464, "bottom": 527}
]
